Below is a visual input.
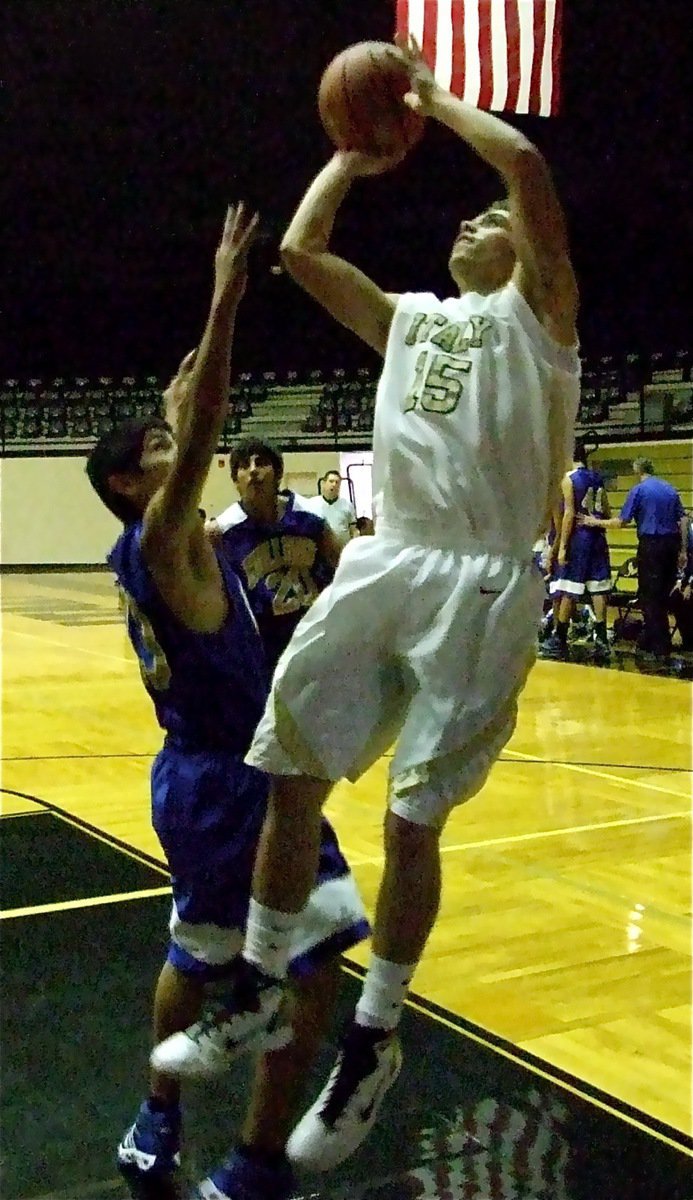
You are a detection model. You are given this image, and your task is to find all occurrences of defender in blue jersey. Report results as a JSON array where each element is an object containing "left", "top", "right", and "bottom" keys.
[
  {"left": 85, "top": 207, "right": 368, "bottom": 1200},
  {"left": 211, "top": 439, "right": 340, "bottom": 672},
  {"left": 544, "top": 440, "right": 612, "bottom": 660}
]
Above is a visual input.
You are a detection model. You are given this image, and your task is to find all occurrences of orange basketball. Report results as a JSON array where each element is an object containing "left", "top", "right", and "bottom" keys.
[{"left": 318, "top": 41, "right": 424, "bottom": 157}]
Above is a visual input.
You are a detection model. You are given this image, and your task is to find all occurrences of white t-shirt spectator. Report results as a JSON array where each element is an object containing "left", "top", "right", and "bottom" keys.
[{"left": 304, "top": 494, "right": 357, "bottom": 545}]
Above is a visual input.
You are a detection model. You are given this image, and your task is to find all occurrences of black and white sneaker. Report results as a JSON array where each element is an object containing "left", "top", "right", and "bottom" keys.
[
  {"left": 286, "top": 1024, "right": 403, "bottom": 1172},
  {"left": 151, "top": 962, "right": 287, "bottom": 1079}
]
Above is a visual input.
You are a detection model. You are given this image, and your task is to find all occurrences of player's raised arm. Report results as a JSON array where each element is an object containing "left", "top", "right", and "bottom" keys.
[
  {"left": 162, "top": 347, "right": 198, "bottom": 438},
  {"left": 280, "top": 153, "right": 399, "bottom": 356},
  {"left": 143, "top": 204, "right": 259, "bottom": 554},
  {"left": 395, "top": 34, "right": 578, "bottom": 347}
]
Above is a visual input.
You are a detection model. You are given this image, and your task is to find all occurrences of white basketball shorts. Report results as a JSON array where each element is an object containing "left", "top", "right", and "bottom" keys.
[{"left": 246, "top": 532, "right": 543, "bottom": 828}]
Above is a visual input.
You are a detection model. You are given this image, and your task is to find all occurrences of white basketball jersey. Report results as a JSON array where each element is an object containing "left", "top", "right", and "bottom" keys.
[{"left": 372, "top": 283, "right": 580, "bottom": 555}]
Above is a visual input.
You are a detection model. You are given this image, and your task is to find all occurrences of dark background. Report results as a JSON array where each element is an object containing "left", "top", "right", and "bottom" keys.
[{"left": 4, "top": 0, "right": 691, "bottom": 379}]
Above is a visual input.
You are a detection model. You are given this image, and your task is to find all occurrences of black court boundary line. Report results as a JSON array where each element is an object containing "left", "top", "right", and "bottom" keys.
[
  {"left": 0, "top": 787, "right": 170, "bottom": 877},
  {"left": 3, "top": 752, "right": 691, "bottom": 773},
  {"left": 5, "top": 789, "right": 690, "bottom": 1158},
  {"left": 3, "top": 752, "right": 155, "bottom": 762},
  {"left": 344, "top": 961, "right": 693, "bottom": 1158},
  {"left": 496, "top": 757, "right": 692, "bottom": 773}
]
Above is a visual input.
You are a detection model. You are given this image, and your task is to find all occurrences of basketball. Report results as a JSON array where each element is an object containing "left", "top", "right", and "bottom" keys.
[{"left": 318, "top": 41, "right": 425, "bottom": 157}]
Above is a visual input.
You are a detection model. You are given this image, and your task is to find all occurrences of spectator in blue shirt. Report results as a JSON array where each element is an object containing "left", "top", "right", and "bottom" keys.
[{"left": 584, "top": 457, "right": 687, "bottom": 658}]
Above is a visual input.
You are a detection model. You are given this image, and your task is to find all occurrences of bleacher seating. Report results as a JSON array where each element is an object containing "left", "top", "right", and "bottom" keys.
[
  {"left": 1, "top": 350, "right": 691, "bottom": 452},
  {"left": 575, "top": 347, "right": 692, "bottom": 436}
]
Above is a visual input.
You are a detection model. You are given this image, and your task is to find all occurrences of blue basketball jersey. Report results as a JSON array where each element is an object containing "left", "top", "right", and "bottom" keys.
[
  {"left": 218, "top": 490, "right": 335, "bottom": 670},
  {"left": 109, "top": 522, "right": 269, "bottom": 752},
  {"left": 570, "top": 466, "right": 607, "bottom": 517}
]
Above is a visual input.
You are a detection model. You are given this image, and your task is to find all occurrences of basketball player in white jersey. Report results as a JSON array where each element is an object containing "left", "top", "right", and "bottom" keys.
[{"left": 153, "top": 34, "right": 580, "bottom": 1173}]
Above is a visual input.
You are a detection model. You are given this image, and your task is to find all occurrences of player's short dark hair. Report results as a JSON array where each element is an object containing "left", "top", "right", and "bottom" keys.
[
  {"left": 229, "top": 438, "right": 284, "bottom": 482},
  {"left": 633, "top": 456, "right": 654, "bottom": 475},
  {"left": 86, "top": 416, "right": 171, "bottom": 525},
  {"left": 573, "top": 438, "right": 588, "bottom": 464}
]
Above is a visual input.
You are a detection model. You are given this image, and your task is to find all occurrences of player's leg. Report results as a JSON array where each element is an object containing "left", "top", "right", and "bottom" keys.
[
  {"left": 589, "top": 589, "right": 610, "bottom": 659},
  {"left": 116, "top": 956, "right": 205, "bottom": 1185},
  {"left": 244, "top": 959, "right": 342, "bottom": 1149},
  {"left": 116, "top": 749, "right": 211, "bottom": 1186},
  {"left": 556, "top": 591, "right": 575, "bottom": 651},
  {"left": 186, "top": 819, "right": 369, "bottom": 1198},
  {"left": 544, "top": 533, "right": 591, "bottom": 658},
  {"left": 247, "top": 772, "right": 332, "bottom": 959},
  {"left": 189, "top": 959, "right": 341, "bottom": 1200},
  {"left": 283, "top": 818, "right": 428, "bottom": 1176},
  {"left": 585, "top": 534, "right": 612, "bottom": 659},
  {"left": 118, "top": 746, "right": 260, "bottom": 1188},
  {"left": 285, "top": 704, "right": 519, "bottom": 1173},
  {"left": 286, "top": 553, "right": 538, "bottom": 1172}
]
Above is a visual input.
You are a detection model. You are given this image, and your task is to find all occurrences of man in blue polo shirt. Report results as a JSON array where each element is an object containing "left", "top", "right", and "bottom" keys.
[{"left": 584, "top": 457, "right": 687, "bottom": 658}]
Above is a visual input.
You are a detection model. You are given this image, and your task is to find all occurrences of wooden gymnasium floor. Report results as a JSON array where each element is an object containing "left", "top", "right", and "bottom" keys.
[{"left": 2, "top": 570, "right": 691, "bottom": 1154}]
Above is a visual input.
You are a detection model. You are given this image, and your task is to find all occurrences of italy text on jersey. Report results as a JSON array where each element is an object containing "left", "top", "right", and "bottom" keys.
[{"left": 401, "top": 313, "right": 494, "bottom": 415}]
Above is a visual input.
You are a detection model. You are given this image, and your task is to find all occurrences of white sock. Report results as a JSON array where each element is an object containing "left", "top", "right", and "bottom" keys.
[
  {"left": 243, "top": 899, "right": 298, "bottom": 981},
  {"left": 355, "top": 955, "right": 416, "bottom": 1031}
]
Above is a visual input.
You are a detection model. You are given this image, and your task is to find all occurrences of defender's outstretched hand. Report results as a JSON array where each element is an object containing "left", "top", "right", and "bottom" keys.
[{"left": 214, "top": 202, "right": 261, "bottom": 304}]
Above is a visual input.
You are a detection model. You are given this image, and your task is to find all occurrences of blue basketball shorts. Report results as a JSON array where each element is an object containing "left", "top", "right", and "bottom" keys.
[
  {"left": 550, "top": 529, "right": 611, "bottom": 598},
  {"left": 151, "top": 743, "right": 369, "bottom": 981}
]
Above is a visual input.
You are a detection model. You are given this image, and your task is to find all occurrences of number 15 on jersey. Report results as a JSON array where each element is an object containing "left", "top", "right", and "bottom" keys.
[{"left": 403, "top": 351, "right": 471, "bottom": 415}]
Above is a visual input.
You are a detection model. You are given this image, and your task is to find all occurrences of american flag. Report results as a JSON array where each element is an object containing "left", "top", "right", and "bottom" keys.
[{"left": 395, "top": 0, "right": 563, "bottom": 116}]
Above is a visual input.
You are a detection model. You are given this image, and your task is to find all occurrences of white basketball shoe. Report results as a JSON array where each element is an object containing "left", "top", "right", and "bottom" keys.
[
  {"left": 151, "top": 963, "right": 288, "bottom": 1078},
  {"left": 286, "top": 1024, "right": 403, "bottom": 1172}
]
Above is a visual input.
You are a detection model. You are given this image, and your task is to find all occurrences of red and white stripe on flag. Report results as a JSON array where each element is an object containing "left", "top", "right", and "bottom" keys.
[{"left": 395, "top": 0, "right": 563, "bottom": 116}]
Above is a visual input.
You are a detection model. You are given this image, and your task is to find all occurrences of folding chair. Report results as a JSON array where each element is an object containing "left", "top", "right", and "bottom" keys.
[{"left": 609, "top": 556, "right": 642, "bottom": 643}]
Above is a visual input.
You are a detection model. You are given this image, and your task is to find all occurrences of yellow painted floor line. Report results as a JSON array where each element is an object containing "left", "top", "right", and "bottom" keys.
[
  {"left": 1, "top": 885, "right": 171, "bottom": 921},
  {"left": 348, "top": 809, "right": 688, "bottom": 867},
  {"left": 0, "top": 808, "right": 50, "bottom": 819}
]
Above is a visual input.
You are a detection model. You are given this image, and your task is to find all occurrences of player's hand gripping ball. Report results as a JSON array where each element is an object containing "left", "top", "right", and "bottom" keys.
[{"left": 319, "top": 41, "right": 425, "bottom": 159}]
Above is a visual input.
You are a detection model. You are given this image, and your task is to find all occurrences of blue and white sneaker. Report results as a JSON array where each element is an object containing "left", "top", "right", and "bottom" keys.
[
  {"left": 189, "top": 1148, "right": 294, "bottom": 1200},
  {"left": 117, "top": 1098, "right": 182, "bottom": 1179}
]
